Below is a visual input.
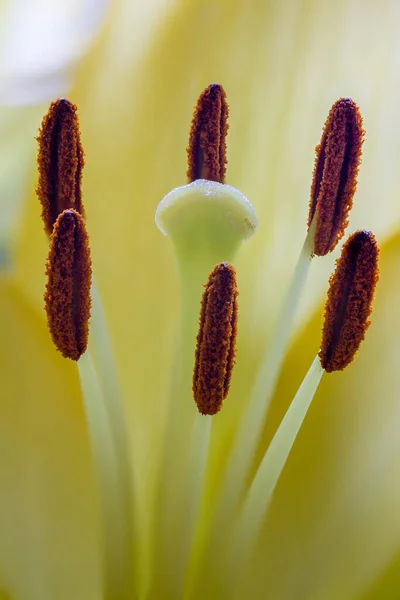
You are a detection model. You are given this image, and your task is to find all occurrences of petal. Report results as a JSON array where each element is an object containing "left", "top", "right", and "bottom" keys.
[
  {"left": 0, "top": 276, "right": 101, "bottom": 600},
  {"left": 0, "top": 0, "right": 110, "bottom": 105},
  {"left": 359, "top": 551, "right": 400, "bottom": 600},
  {"left": 244, "top": 232, "right": 400, "bottom": 599},
  {"left": 0, "top": 104, "right": 48, "bottom": 265},
  {"left": 0, "top": 0, "right": 109, "bottom": 259}
]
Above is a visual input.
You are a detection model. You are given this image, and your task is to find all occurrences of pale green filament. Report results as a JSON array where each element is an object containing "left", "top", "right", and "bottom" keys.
[
  {"left": 89, "top": 277, "right": 139, "bottom": 586},
  {"left": 151, "top": 179, "right": 257, "bottom": 598},
  {"left": 227, "top": 354, "right": 324, "bottom": 596},
  {"left": 78, "top": 281, "right": 136, "bottom": 600},
  {"left": 89, "top": 277, "right": 122, "bottom": 406}
]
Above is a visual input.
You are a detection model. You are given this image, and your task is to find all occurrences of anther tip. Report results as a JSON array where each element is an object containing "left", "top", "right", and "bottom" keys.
[
  {"left": 55, "top": 97, "right": 73, "bottom": 107},
  {"left": 208, "top": 83, "right": 224, "bottom": 94}
]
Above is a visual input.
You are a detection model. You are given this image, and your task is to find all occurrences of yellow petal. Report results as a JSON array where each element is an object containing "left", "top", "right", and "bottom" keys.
[
  {"left": 359, "top": 550, "right": 400, "bottom": 600},
  {"left": 0, "top": 276, "right": 101, "bottom": 600}
]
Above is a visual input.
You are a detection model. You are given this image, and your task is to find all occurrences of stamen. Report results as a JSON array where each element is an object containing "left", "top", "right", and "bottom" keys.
[
  {"left": 319, "top": 230, "right": 379, "bottom": 372},
  {"left": 44, "top": 208, "right": 92, "bottom": 360},
  {"left": 37, "top": 98, "right": 85, "bottom": 235},
  {"left": 193, "top": 262, "right": 238, "bottom": 415},
  {"left": 187, "top": 83, "right": 229, "bottom": 183},
  {"left": 308, "top": 98, "right": 364, "bottom": 256}
]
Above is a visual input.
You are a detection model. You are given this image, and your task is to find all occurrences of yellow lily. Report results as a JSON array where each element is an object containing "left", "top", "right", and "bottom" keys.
[{"left": 2, "top": 1, "right": 400, "bottom": 599}]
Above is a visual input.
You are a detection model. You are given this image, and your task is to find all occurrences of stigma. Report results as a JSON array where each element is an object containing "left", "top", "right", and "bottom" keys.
[
  {"left": 193, "top": 263, "right": 238, "bottom": 415},
  {"left": 44, "top": 209, "right": 92, "bottom": 361},
  {"left": 319, "top": 230, "right": 379, "bottom": 372}
]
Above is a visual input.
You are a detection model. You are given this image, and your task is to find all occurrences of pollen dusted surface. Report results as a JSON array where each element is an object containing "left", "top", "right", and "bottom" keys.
[
  {"left": 319, "top": 230, "right": 379, "bottom": 372},
  {"left": 308, "top": 98, "right": 364, "bottom": 256},
  {"left": 37, "top": 98, "right": 85, "bottom": 235},
  {"left": 193, "top": 263, "right": 238, "bottom": 415},
  {"left": 44, "top": 209, "right": 92, "bottom": 361},
  {"left": 187, "top": 83, "right": 229, "bottom": 184}
]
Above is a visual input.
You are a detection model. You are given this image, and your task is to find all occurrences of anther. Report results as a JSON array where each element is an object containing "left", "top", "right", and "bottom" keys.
[
  {"left": 44, "top": 209, "right": 92, "bottom": 361},
  {"left": 308, "top": 98, "right": 364, "bottom": 256},
  {"left": 319, "top": 230, "right": 379, "bottom": 372},
  {"left": 187, "top": 83, "right": 229, "bottom": 184},
  {"left": 37, "top": 98, "right": 85, "bottom": 235},
  {"left": 193, "top": 262, "right": 238, "bottom": 415}
]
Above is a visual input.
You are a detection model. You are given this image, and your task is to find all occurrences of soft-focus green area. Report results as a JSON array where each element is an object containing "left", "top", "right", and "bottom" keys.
[
  {"left": 2, "top": 0, "right": 400, "bottom": 598},
  {"left": 0, "top": 277, "right": 101, "bottom": 599}
]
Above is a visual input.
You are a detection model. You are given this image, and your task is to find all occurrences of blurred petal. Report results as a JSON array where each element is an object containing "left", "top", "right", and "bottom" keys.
[
  {"left": 0, "top": 0, "right": 110, "bottom": 262},
  {"left": 0, "top": 0, "right": 110, "bottom": 105},
  {"left": 0, "top": 276, "right": 100, "bottom": 599},
  {"left": 359, "top": 551, "right": 400, "bottom": 600},
  {"left": 243, "top": 232, "right": 400, "bottom": 599},
  {"left": 0, "top": 105, "right": 46, "bottom": 266}
]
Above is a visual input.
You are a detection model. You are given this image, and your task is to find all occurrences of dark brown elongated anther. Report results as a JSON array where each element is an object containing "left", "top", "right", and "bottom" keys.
[
  {"left": 308, "top": 98, "right": 364, "bottom": 256},
  {"left": 319, "top": 230, "right": 379, "bottom": 372},
  {"left": 187, "top": 83, "right": 229, "bottom": 184},
  {"left": 193, "top": 262, "right": 238, "bottom": 415},
  {"left": 44, "top": 209, "right": 92, "bottom": 361},
  {"left": 37, "top": 98, "right": 85, "bottom": 235}
]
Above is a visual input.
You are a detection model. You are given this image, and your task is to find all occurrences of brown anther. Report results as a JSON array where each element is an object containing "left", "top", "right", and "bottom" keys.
[
  {"left": 44, "top": 209, "right": 92, "bottom": 361},
  {"left": 319, "top": 230, "right": 379, "bottom": 372},
  {"left": 193, "top": 263, "right": 238, "bottom": 415},
  {"left": 308, "top": 98, "right": 364, "bottom": 256},
  {"left": 37, "top": 98, "right": 85, "bottom": 235},
  {"left": 187, "top": 84, "right": 229, "bottom": 184}
]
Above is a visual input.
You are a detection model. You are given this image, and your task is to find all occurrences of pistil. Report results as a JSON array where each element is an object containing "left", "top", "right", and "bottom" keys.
[{"left": 153, "top": 85, "right": 257, "bottom": 599}]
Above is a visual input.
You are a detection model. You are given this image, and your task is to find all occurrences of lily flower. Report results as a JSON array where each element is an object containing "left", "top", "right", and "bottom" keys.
[{"left": 2, "top": 2, "right": 400, "bottom": 600}]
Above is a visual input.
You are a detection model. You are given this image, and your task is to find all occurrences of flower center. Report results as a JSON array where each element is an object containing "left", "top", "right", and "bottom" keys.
[{"left": 36, "top": 85, "right": 379, "bottom": 600}]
